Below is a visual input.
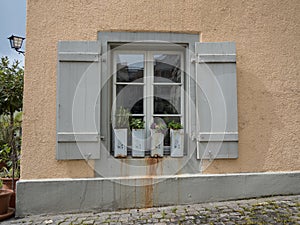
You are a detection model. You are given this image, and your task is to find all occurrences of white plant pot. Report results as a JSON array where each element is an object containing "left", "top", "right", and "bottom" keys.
[
  {"left": 151, "top": 131, "right": 164, "bottom": 157},
  {"left": 170, "top": 129, "right": 184, "bottom": 157},
  {"left": 113, "top": 128, "right": 127, "bottom": 157},
  {"left": 132, "top": 129, "right": 145, "bottom": 157}
]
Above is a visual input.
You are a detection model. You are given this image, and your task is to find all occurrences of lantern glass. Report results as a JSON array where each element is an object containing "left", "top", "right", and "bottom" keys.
[
  {"left": 8, "top": 35, "right": 25, "bottom": 51},
  {"left": 13, "top": 37, "right": 24, "bottom": 49}
]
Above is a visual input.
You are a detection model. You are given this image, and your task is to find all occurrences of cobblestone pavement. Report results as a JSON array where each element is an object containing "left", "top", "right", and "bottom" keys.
[{"left": 3, "top": 195, "right": 300, "bottom": 224}]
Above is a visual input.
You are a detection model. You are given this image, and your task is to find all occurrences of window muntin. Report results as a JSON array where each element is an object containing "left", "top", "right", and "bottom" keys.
[{"left": 112, "top": 50, "right": 184, "bottom": 156}]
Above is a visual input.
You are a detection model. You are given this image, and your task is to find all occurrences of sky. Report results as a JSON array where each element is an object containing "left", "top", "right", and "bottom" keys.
[{"left": 0, "top": 0, "right": 26, "bottom": 66}]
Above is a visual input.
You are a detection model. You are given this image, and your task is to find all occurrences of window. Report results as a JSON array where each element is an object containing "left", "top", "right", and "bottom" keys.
[
  {"left": 56, "top": 32, "right": 238, "bottom": 164},
  {"left": 112, "top": 49, "right": 185, "bottom": 157}
]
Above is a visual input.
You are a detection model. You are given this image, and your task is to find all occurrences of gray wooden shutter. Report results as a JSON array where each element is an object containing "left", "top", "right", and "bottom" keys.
[
  {"left": 195, "top": 42, "right": 238, "bottom": 159},
  {"left": 56, "top": 41, "right": 101, "bottom": 160}
]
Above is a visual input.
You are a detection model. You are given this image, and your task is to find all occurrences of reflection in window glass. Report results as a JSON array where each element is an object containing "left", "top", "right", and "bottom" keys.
[
  {"left": 116, "top": 85, "right": 144, "bottom": 114},
  {"left": 154, "top": 54, "right": 181, "bottom": 83},
  {"left": 154, "top": 86, "right": 181, "bottom": 114},
  {"left": 116, "top": 54, "right": 144, "bottom": 82}
]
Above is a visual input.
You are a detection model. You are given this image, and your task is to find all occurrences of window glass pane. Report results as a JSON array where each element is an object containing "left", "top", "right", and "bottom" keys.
[
  {"left": 154, "top": 54, "right": 181, "bottom": 83},
  {"left": 116, "top": 54, "right": 144, "bottom": 82},
  {"left": 154, "top": 86, "right": 181, "bottom": 114},
  {"left": 153, "top": 116, "right": 181, "bottom": 146},
  {"left": 116, "top": 85, "right": 143, "bottom": 114}
]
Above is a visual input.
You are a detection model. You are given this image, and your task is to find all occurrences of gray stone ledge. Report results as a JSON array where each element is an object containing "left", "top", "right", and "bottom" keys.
[{"left": 16, "top": 171, "right": 300, "bottom": 216}]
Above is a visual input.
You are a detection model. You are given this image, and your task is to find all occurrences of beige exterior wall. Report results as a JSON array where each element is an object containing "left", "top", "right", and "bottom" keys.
[{"left": 21, "top": 0, "right": 300, "bottom": 179}]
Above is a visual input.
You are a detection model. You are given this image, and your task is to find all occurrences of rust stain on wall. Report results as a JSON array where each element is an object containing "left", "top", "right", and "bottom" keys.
[
  {"left": 143, "top": 157, "right": 164, "bottom": 207},
  {"left": 120, "top": 158, "right": 129, "bottom": 177},
  {"left": 145, "top": 157, "right": 163, "bottom": 176},
  {"left": 144, "top": 182, "right": 153, "bottom": 208}
]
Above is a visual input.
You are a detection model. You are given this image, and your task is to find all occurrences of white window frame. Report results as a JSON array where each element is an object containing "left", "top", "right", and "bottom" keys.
[
  {"left": 112, "top": 48, "right": 185, "bottom": 155},
  {"left": 96, "top": 32, "right": 199, "bottom": 174}
]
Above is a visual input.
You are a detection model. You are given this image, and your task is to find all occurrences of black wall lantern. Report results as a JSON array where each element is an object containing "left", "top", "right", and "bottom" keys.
[{"left": 8, "top": 35, "right": 25, "bottom": 55}]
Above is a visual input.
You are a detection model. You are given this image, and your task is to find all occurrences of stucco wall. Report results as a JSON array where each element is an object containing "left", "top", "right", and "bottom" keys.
[{"left": 21, "top": 0, "right": 300, "bottom": 179}]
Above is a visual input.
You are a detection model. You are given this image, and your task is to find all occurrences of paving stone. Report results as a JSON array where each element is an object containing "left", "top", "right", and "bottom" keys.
[
  {"left": 181, "top": 221, "right": 194, "bottom": 225},
  {"left": 152, "top": 213, "right": 163, "bottom": 219},
  {"left": 225, "top": 222, "right": 235, "bottom": 225},
  {"left": 83, "top": 220, "right": 95, "bottom": 224},
  {"left": 218, "top": 213, "right": 228, "bottom": 218},
  {"left": 170, "top": 218, "right": 178, "bottom": 222},
  {"left": 290, "top": 215, "right": 300, "bottom": 221},
  {"left": 57, "top": 222, "right": 70, "bottom": 225},
  {"left": 229, "top": 212, "right": 241, "bottom": 216},
  {"left": 7, "top": 221, "right": 32, "bottom": 225},
  {"left": 207, "top": 217, "right": 218, "bottom": 222},
  {"left": 4, "top": 195, "right": 300, "bottom": 224},
  {"left": 229, "top": 215, "right": 241, "bottom": 220},
  {"left": 198, "top": 210, "right": 209, "bottom": 215},
  {"left": 185, "top": 208, "right": 198, "bottom": 214},
  {"left": 221, "top": 208, "right": 234, "bottom": 213},
  {"left": 194, "top": 206, "right": 206, "bottom": 211},
  {"left": 175, "top": 209, "right": 186, "bottom": 213}
]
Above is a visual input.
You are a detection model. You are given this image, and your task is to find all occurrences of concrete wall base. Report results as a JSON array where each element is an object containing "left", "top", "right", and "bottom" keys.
[{"left": 16, "top": 172, "right": 300, "bottom": 217}]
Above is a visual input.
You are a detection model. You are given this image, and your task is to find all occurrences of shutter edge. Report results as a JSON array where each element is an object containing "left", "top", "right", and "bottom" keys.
[{"left": 59, "top": 52, "right": 99, "bottom": 62}]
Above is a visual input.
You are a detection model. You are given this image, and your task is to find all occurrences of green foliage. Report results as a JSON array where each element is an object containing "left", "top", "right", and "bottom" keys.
[
  {"left": 0, "top": 56, "right": 24, "bottom": 115},
  {"left": 0, "top": 113, "right": 22, "bottom": 148},
  {"left": 130, "top": 118, "right": 145, "bottom": 129},
  {"left": 0, "top": 161, "right": 20, "bottom": 178},
  {"left": 0, "top": 144, "right": 11, "bottom": 164},
  {"left": 0, "top": 56, "right": 23, "bottom": 179},
  {"left": 0, "top": 116, "right": 10, "bottom": 147},
  {"left": 168, "top": 120, "right": 183, "bottom": 130},
  {"left": 115, "top": 107, "right": 131, "bottom": 128},
  {"left": 0, "top": 179, "right": 2, "bottom": 189},
  {"left": 0, "top": 141, "right": 21, "bottom": 178},
  {"left": 0, "top": 122, "right": 21, "bottom": 178}
]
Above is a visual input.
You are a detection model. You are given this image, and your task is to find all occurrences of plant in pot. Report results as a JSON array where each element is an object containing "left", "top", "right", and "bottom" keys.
[
  {"left": 0, "top": 58, "right": 23, "bottom": 213},
  {"left": 168, "top": 120, "right": 184, "bottom": 157},
  {"left": 130, "top": 118, "right": 145, "bottom": 157},
  {"left": 0, "top": 113, "right": 22, "bottom": 209},
  {"left": 0, "top": 157, "right": 20, "bottom": 189},
  {"left": 0, "top": 152, "right": 20, "bottom": 209},
  {"left": 113, "top": 107, "right": 131, "bottom": 157},
  {"left": 150, "top": 121, "right": 167, "bottom": 157},
  {"left": 0, "top": 179, "right": 14, "bottom": 220}
]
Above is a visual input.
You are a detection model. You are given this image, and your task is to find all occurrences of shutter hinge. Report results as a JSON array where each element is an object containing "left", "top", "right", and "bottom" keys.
[
  {"left": 191, "top": 57, "right": 197, "bottom": 64},
  {"left": 100, "top": 54, "right": 106, "bottom": 63},
  {"left": 84, "top": 153, "right": 92, "bottom": 161},
  {"left": 191, "top": 54, "right": 198, "bottom": 64}
]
